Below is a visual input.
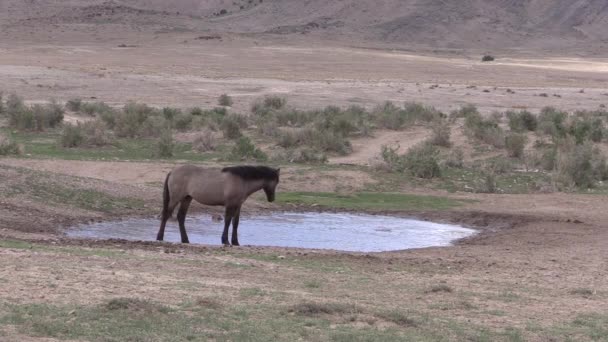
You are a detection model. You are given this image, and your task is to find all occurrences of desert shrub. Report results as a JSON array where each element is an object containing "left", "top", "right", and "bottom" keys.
[
  {"left": 380, "top": 145, "right": 406, "bottom": 172},
  {"left": 279, "top": 126, "right": 351, "bottom": 155},
  {"left": 381, "top": 143, "right": 441, "bottom": 178},
  {"left": 0, "top": 92, "right": 4, "bottom": 115},
  {"left": 554, "top": 141, "right": 607, "bottom": 189},
  {"left": 100, "top": 110, "right": 117, "bottom": 129},
  {"left": 299, "top": 127, "right": 352, "bottom": 155},
  {"left": 229, "top": 136, "right": 267, "bottom": 161},
  {"left": 66, "top": 98, "right": 82, "bottom": 112},
  {"left": 485, "top": 157, "right": 513, "bottom": 174},
  {"left": 263, "top": 96, "right": 286, "bottom": 110},
  {"left": 81, "top": 101, "right": 113, "bottom": 116},
  {"left": 464, "top": 109, "right": 505, "bottom": 148},
  {"left": 430, "top": 120, "right": 451, "bottom": 147},
  {"left": 82, "top": 120, "right": 113, "bottom": 146},
  {"left": 505, "top": 133, "right": 527, "bottom": 158},
  {"left": 192, "top": 129, "right": 218, "bottom": 152},
  {"left": 60, "top": 123, "right": 85, "bottom": 147},
  {"left": 221, "top": 115, "right": 243, "bottom": 139},
  {"left": 374, "top": 101, "right": 404, "bottom": 129},
  {"left": 218, "top": 94, "right": 233, "bottom": 107},
  {"left": 190, "top": 107, "right": 204, "bottom": 116},
  {"left": 482, "top": 55, "right": 495, "bottom": 62},
  {"left": 156, "top": 129, "right": 174, "bottom": 158},
  {"left": 60, "top": 121, "right": 113, "bottom": 148},
  {"left": 590, "top": 119, "right": 604, "bottom": 143},
  {"left": 7, "top": 97, "right": 64, "bottom": 131},
  {"left": 139, "top": 116, "right": 168, "bottom": 138},
  {"left": 507, "top": 110, "right": 537, "bottom": 132},
  {"left": 0, "top": 133, "right": 20, "bottom": 155},
  {"left": 257, "top": 119, "right": 280, "bottom": 137},
  {"left": 403, "top": 142, "right": 441, "bottom": 178},
  {"left": 173, "top": 112, "right": 193, "bottom": 132},
  {"left": 162, "top": 107, "right": 181, "bottom": 121},
  {"left": 450, "top": 104, "right": 479, "bottom": 120},
  {"left": 478, "top": 171, "right": 497, "bottom": 193},
  {"left": 373, "top": 102, "right": 438, "bottom": 130},
  {"left": 443, "top": 147, "right": 464, "bottom": 168},
  {"left": 538, "top": 107, "right": 567, "bottom": 138}
]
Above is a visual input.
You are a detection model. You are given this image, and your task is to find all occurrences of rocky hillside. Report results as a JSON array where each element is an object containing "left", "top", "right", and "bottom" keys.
[{"left": 2, "top": 0, "right": 607, "bottom": 52}]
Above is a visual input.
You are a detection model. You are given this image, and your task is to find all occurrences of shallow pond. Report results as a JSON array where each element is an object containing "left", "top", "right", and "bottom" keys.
[{"left": 68, "top": 212, "right": 476, "bottom": 252}]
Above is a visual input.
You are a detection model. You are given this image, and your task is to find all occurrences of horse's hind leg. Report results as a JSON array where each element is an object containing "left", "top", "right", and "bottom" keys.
[
  {"left": 177, "top": 196, "right": 193, "bottom": 244},
  {"left": 157, "top": 200, "right": 179, "bottom": 241},
  {"left": 221, "top": 206, "right": 237, "bottom": 246},
  {"left": 231, "top": 207, "right": 241, "bottom": 246}
]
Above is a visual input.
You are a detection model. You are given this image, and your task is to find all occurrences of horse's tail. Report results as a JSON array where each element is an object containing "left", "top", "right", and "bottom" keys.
[{"left": 162, "top": 171, "right": 172, "bottom": 218}]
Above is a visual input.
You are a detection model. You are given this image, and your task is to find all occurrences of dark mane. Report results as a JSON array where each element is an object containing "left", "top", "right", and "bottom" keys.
[{"left": 222, "top": 165, "right": 279, "bottom": 181}]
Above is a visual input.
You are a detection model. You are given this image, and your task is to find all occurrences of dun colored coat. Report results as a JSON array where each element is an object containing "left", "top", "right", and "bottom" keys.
[{"left": 156, "top": 165, "right": 280, "bottom": 246}]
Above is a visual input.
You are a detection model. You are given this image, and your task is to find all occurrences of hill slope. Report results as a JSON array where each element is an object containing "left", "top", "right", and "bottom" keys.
[{"left": 1, "top": 0, "right": 607, "bottom": 52}]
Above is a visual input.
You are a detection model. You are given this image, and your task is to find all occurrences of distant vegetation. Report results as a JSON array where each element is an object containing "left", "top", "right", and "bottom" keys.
[{"left": 1, "top": 91, "right": 607, "bottom": 193}]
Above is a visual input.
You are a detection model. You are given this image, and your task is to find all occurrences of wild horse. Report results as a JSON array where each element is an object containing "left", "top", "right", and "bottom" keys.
[{"left": 156, "top": 165, "right": 280, "bottom": 246}]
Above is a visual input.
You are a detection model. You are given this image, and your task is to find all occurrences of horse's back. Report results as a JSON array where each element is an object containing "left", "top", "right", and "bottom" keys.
[{"left": 168, "top": 165, "right": 225, "bottom": 205}]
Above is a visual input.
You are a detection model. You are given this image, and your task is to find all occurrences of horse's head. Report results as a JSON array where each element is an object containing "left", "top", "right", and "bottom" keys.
[{"left": 263, "top": 168, "right": 280, "bottom": 202}]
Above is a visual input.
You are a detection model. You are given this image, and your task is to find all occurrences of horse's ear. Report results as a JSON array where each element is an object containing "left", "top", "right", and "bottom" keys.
[{"left": 276, "top": 168, "right": 281, "bottom": 175}]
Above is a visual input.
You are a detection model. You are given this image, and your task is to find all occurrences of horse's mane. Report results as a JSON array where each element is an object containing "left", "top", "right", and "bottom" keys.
[{"left": 221, "top": 165, "right": 279, "bottom": 181}]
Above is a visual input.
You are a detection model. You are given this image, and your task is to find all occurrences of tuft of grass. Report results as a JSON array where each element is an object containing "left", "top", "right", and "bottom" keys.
[
  {"left": 289, "top": 302, "right": 359, "bottom": 316},
  {"left": 426, "top": 284, "right": 453, "bottom": 294},
  {"left": 569, "top": 288, "right": 595, "bottom": 298},
  {"left": 375, "top": 311, "right": 417, "bottom": 327},
  {"left": 277, "top": 192, "right": 468, "bottom": 211}
]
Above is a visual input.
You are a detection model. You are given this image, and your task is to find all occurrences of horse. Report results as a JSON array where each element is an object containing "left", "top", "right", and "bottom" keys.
[{"left": 156, "top": 165, "right": 280, "bottom": 246}]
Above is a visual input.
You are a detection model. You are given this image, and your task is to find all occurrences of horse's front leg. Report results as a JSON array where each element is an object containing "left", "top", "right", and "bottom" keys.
[
  {"left": 221, "top": 206, "right": 237, "bottom": 246},
  {"left": 231, "top": 207, "right": 241, "bottom": 246}
]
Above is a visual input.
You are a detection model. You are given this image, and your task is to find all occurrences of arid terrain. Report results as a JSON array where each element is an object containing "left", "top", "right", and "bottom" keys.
[{"left": 1, "top": 1, "right": 608, "bottom": 341}]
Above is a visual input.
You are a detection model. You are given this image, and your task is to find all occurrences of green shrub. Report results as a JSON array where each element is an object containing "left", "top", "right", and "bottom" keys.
[
  {"left": 464, "top": 109, "right": 504, "bottom": 148},
  {"left": 192, "top": 129, "right": 217, "bottom": 152},
  {"left": 403, "top": 142, "right": 441, "bottom": 178},
  {"left": 538, "top": 107, "right": 567, "bottom": 138},
  {"left": 505, "top": 133, "right": 527, "bottom": 158},
  {"left": 162, "top": 107, "right": 181, "bottom": 122},
  {"left": 590, "top": 119, "right": 604, "bottom": 143},
  {"left": 156, "top": 129, "right": 174, "bottom": 158},
  {"left": 430, "top": 120, "right": 451, "bottom": 147},
  {"left": 381, "top": 142, "right": 441, "bottom": 178},
  {"left": 443, "top": 147, "right": 465, "bottom": 168},
  {"left": 263, "top": 96, "right": 286, "bottom": 110},
  {"left": 139, "top": 116, "right": 169, "bottom": 138},
  {"left": 61, "top": 120, "right": 113, "bottom": 148},
  {"left": 60, "top": 123, "right": 85, "bottom": 148},
  {"left": 507, "top": 110, "right": 537, "bottom": 132},
  {"left": 482, "top": 55, "right": 495, "bottom": 62},
  {"left": 450, "top": 104, "right": 479, "bottom": 120},
  {"left": 66, "top": 98, "right": 82, "bottom": 112},
  {"left": 7, "top": 97, "right": 64, "bottom": 131},
  {"left": 81, "top": 101, "right": 113, "bottom": 116},
  {"left": 374, "top": 102, "right": 438, "bottom": 130},
  {"left": 0, "top": 92, "right": 4, "bottom": 115},
  {"left": 230, "top": 137, "right": 267, "bottom": 161},
  {"left": 554, "top": 141, "right": 607, "bottom": 189},
  {"left": 113, "top": 102, "right": 156, "bottom": 137},
  {"left": 190, "top": 107, "right": 204, "bottom": 116},
  {"left": 221, "top": 115, "right": 243, "bottom": 139},
  {"left": 218, "top": 94, "right": 233, "bottom": 107},
  {"left": 173, "top": 112, "right": 193, "bottom": 132},
  {"left": 0, "top": 133, "right": 20, "bottom": 155}
]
